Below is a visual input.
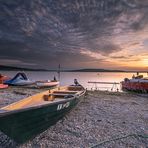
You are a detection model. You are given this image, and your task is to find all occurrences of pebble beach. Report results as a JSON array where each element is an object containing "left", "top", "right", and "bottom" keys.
[{"left": 0, "top": 87, "right": 148, "bottom": 148}]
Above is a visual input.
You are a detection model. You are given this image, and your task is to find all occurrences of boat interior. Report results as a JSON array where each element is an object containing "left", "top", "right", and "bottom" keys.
[{"left": 1, "top": 86, "right": 84, "bottom": 112}]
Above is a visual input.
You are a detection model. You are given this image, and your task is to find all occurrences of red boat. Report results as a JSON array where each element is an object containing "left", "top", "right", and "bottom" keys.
[
  {"left": 0, "top": 74, "right": 10, "bottom": 83},
  {"left": 0, "top": 84, "right": 8, "bottom": 89},
  {"left": 121, "top": 75, "right": 148, "bottom": 93},
  {"left": 0, "top": 74, "right": 9, "bottom": 89}
]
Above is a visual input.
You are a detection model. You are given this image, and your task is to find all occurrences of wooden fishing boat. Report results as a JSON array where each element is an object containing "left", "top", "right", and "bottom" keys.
[
  {"left": 121, "top": 75, "right": 148, "bottom": 93},
  {"left": 36, "top": 80, "right": 59, "bottom": 88},
  {"left": 0, "top": 85, "right": 86, "bottom": 143}
]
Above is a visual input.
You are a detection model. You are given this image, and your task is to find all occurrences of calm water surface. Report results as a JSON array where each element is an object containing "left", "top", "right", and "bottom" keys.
[{"left": 1, "top": 71, "right": 147, "bottom": 91}]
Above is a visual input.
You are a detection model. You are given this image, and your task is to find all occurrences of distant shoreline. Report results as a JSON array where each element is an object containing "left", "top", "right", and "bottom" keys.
[
  {"left": 1, "top": 70, "right": 148, "bottom": 73},
  {"left": 0, "top": 65, "right": 147, "bottom": 73}
]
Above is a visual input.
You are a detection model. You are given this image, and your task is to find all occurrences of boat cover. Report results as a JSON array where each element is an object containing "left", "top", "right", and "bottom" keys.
[{"left": 4, "top": 73, "right": 34, "bottom": 86}]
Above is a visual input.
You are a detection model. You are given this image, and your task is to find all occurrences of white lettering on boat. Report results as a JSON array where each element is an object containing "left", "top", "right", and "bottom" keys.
[{"left": 57, "top": 102, "right": 70, "bottom": 110}]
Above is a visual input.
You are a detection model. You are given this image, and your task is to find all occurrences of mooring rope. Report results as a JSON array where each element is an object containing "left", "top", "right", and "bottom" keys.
[{"left": 90, "top": 133, "right": 148, "bottom": 148}]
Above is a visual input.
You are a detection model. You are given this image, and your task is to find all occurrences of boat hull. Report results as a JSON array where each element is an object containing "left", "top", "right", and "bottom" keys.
[
  {"left": 121, "top": 81, "right": 148, "bottom": 93},
  {"left": 4, "top": 80, "right": 34, "bottom": 86},
  {"left": 0, "top": 92, "right": 85, "bottom": 143},
  {"left": 0, "top": 84, "right": 8, "bottom": 89},
  {"left": 36, "top": 81, "right": 59, "bottom": 88}
]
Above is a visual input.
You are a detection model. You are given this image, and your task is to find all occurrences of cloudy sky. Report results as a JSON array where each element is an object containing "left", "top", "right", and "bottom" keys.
[{"left": 0, "top": 0, "right": 148, "bottom": 70}]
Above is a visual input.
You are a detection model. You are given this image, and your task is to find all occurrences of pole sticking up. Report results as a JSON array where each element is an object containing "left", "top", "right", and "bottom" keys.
[
  {"left": 57, "top": 64, "right": 61, "bottom": 90},
  {"left": 57, "top": 64, "right": 61, "bottom": 86}
]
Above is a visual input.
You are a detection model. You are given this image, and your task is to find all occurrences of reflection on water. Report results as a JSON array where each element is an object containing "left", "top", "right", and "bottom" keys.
[{"left": 1, "top": 71, "right": 148, "bottom": 91}]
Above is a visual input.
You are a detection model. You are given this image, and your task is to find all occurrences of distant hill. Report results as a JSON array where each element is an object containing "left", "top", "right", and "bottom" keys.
[
  {"left": 1, "top": 66, "right": 146, "bottom": 73},
  {"left": 0, "top": 65, "right": 48, "bottom": 71},
  {"left": 67, "top": 69, "right": 125, "bottom": 72}
]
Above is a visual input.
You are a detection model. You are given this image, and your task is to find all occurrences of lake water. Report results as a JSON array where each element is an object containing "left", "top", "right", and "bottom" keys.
[{"left": 1, "top": 71, "right": 148, "bottom": 91}]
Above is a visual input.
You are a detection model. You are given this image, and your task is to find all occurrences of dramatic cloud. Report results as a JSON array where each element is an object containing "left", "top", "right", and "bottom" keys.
[{"left": 0, "top": 0, "right": 148, "bottom": 69}]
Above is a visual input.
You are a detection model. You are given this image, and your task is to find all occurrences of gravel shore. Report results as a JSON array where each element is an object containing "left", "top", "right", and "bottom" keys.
[{"left": 0, "top": 87, "right": 148, "bottom": 148}]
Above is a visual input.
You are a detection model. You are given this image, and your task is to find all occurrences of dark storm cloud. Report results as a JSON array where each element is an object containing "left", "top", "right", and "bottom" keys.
[{"left": 0, "top": 0, "right": 148, "bottom": 68}]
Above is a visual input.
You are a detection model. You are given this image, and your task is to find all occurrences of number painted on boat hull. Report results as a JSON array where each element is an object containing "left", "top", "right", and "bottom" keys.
[{"left": 57, "top": 102, "right": 70, "bottom": 111}]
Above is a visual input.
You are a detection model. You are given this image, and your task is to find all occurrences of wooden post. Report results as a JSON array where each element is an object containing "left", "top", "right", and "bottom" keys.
[{"left": 57, "top": 64, "right": 61, "bottom": 90}]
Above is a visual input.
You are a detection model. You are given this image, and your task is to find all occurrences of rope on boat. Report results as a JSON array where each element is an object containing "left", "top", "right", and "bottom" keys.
[{"left": 90, "top": 133, "right": 148, "bottom": 148}]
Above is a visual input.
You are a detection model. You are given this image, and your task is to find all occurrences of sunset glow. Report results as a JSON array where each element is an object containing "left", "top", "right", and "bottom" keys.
[{"left": 0, "top": 0, "right": 147, "bottom": 71}]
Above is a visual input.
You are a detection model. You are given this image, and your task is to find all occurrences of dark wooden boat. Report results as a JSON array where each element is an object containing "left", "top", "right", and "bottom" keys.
[{"left": 0, "top": 85, "right": 86, "bottom": 143}]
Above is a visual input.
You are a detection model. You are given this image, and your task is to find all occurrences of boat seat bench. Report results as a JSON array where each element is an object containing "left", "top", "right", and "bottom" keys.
[
  {"left": 51, "top": 93, "right": 75, "bottom": 96},
  {"left": 53, "top": 91, "right": 78, "bottom": 94},
  {"left": 43, "top": 93, "right": 75, "bottom": 101}
]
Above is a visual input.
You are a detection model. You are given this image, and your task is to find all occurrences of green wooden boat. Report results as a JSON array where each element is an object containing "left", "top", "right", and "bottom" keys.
[{"left": 0, "top": 85, "right": 86, "bottom": 143}]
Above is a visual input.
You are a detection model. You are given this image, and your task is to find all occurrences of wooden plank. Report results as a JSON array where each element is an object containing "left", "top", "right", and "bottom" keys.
[
  {"left": 51, "top": 93, "right": 75, "bottom": 96},
  {"left": 88, "top": 81, "right": 120, "bottom": 84}
]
